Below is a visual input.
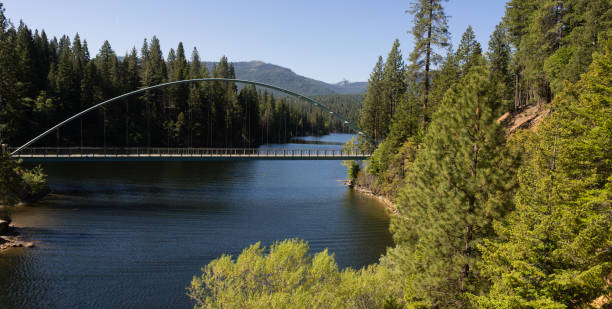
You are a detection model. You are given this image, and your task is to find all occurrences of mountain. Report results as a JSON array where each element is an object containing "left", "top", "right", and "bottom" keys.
[
  {"left": 331, "top": 80, "right": 369, "bottom": 95},
  {"left": 205, "top": 61, "right": 367, "bottom": 96}
]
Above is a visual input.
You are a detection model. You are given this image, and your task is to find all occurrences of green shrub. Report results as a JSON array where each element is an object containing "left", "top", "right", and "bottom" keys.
[{"left": 187, "top": 239, "right": 404, "bottom": 308}]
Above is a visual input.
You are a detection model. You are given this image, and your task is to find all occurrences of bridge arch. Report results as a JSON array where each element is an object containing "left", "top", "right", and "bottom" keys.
[{"left": 11, "top": 78, "right": 370, "bottom": 155}]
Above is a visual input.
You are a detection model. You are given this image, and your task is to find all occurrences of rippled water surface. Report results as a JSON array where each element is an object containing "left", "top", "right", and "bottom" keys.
[{"left": 0, "top": 134, "right": 392, "bottom": 308}]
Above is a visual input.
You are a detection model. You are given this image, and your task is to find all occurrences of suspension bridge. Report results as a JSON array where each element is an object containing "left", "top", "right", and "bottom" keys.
[{"left": 7, "top": 79, "right": 372, "bottom": 162}]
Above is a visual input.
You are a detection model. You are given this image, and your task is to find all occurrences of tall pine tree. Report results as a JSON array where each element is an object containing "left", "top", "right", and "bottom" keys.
[
  {"left": 140, "top": 36, "right": 166, "bottom": 147},
  {"left": 456, "top": 26, "right": 482, "bottom": 77},
  {"left": 359, "top": 56, "right": 385, "bottom": 144},
  {"left": 383, "top": 65, "right": 517, "bottom": 307},
  {"left": 381, "top": 39, "right": 407, "bottom": 129},
  {"left": 487, "top": 22, "right": 513, "bottom": 111},
  {"left": 407, "top": 0, "right": 450, "bottom": 126}
]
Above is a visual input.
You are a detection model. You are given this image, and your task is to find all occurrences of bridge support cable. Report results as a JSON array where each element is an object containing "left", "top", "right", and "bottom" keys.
[{"left": 10, "top": 79, "right": 372, "bottom": 156}]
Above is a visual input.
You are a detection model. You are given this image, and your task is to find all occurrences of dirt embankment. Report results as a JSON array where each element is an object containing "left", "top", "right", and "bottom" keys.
[{"left": 498, "top": 104, "right": 550, "bottom": 135}]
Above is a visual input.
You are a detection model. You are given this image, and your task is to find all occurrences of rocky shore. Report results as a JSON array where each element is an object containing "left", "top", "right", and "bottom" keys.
[
  {"left": 0, "top": 216, "right": 34, "bottom": 252},
  {"left": 0, "top": 190, "right": 48, "bottom": 253}
]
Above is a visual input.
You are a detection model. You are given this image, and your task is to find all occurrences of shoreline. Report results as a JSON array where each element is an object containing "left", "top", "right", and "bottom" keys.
[
  {"left": 0, "top": 190, "right": 50, "bottom": 253},
  {"left": 346, "top": 181, "right": 398, "bottom": 215},
  {"left": 0, "top": 227, "right": 35, "bottom": 252}
]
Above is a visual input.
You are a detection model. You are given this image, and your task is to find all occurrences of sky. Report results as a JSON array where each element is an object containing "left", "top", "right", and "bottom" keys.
[{"left": 2, "top": 0, "right": 508, "bottom": 84}]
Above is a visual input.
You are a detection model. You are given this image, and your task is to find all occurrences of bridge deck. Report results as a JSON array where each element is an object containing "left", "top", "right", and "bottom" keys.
[{"left": 9, "top": 148, "right": 370, "bottom": 162}]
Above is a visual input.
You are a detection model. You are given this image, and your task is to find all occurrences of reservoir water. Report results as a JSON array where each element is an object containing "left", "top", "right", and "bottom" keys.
[{"left": 0, "top": 134, "right": 392, "bottom": 308}]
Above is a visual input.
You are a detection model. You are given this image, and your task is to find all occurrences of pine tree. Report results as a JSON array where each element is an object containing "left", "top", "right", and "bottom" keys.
[
  {"left": 430, "top": 50, "right": 460, "bottom": 113},
  {"left": 0, "top": 2, "right": 7, "bottom": 34},
  {"left": 94, "top": 40, "right": 121, "bottom": 148},
  {"left": 79, "top": 61, "right": 96, "bottom": 147},
  {"left": 140, "top": 36, "right": 166, "bottom": 147},
  {"left": 476, "top": 43, "right": 612, "bottom": 309},
  {"left": 503, "top": 0, "right": 537, "bottom": 47},
  {"left": 383, "top": 66, "right": 517, "bottom": 307},
  {"left": 187, "top": 47, "right": 202, "bottom": 147},
  {"left": 95, "top": 40, "right": 119, "bottom": 97},
  {"left": 15, "top": 21, "right": 36, "bottom": 99},
  {"left": 238, "top": 85, "right": 259, "bottom": 147},
  {"left": 487, "top": 22, "right": 513, "bottom": 110},
  {"left": 456, "top": 26, "right": 482, "bottom": 77},
  {"left": 32, "top": 30, "right": 51, "bottom": 91},
  {"left": 173, "top": 42, "right": 189, "bottom": 145},
  {"left": 381, "top": 39, "right": 407, "bottom": 127},
  {"left": 164, "top": 47, "right": 177, "bottom": 146},
  {"left": 544, "top": 0, "right": 611, "bottom": 95},
  {"left": 0, "top": 3, "right": 21, "bottom": 145},
  {"left": 71, "top": 34, "right": 84, "bottom": 90},
  {"left": 122, "top": 47, "right": 140, "bottom": 146},
  {"left": 359, "top": 56, "right": 384, "bottom": 144},
  {"left": 406, "top": 0, "right": 450, "bottom": 126}
]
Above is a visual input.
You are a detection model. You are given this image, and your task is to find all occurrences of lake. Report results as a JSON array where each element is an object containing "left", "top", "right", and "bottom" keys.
[{"left": 0, "top": 133, "right": 392, "bottom": 308}]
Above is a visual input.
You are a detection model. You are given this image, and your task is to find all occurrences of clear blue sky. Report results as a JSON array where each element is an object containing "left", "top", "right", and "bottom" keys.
[{"left": 3, "top": 0, "right": 507, "bottom": 84}]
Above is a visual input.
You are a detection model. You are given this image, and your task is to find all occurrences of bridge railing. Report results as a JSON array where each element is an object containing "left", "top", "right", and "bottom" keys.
[{"left": 7, "top": 147, "right": 370, "bottom": 158}]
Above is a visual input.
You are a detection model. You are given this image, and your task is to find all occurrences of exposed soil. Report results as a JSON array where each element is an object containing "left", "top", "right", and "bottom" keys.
[{"left": 498, "top": 104, "right": 550, "bottom": 135}]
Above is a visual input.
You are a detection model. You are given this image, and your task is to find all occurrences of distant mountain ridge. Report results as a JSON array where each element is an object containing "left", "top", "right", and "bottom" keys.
[{"left": 205, "top": 61, "right": 367, "bottom": 96}]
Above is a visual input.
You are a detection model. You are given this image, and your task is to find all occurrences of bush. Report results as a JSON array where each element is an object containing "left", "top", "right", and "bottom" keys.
[
  {"left": 0, "top": 152, "right": 47, "bottom": 205},
  {"left": 187, "top": 239, "right": 404, "bottom": 308},
  {"left": 20, "top": 165, "right": 47, "bottom": 197}
]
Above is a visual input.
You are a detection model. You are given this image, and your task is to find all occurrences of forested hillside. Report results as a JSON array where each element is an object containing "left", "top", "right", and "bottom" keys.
[
  {"left": 0, "top": 6, "right": 360, "bottom": 149},
  {"left": 205, "top": 61, "right": 367, "bottom": 96},
  {"left": 190, "top": 0, "right": 611, "bottom": 307}
]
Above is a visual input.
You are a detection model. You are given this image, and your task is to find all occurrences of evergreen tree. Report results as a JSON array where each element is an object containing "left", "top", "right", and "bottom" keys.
[
  {"left": 95, "top": 40, "right": 121, "bottom": 148},
  {"left": 173, "top": 42, "right": 189, "bottom": 145},
  {"left": 502, "top": 0, "right": 610, "bottom": 108},
  {"left": 544, "top": 0, "right": 611, "bottom": 95},
  {"left": 487, "top": 22, "right": 513, "bottom": 110},
  {"left": 383, "top": 66, "right": 517, "bottom": 307},
  {"left": 476, "top": 44, "right": 612, "bottom": 309},
  {"left": 71, "top": 34, "right": 84, "bottom": 88},
  {"left": 0, "top": 2, "right": 356, "bottom": 150},
  {"left": 32, "top": 30, "right": 51, "bottom": 91},
  {"left": 0, "top": 3, "right": 21, "bottom": 145},
  {"left": 79, "top": 61, "right": 96, "bottom": 147},
  {"left": 430, "top": 50, "right": 460, "bottom": 114},
  {"left": 95, "top": 40, "right": 119, "bottom": 97},
  {"left": 456, "top": 26, "right": 482, "bottom": 77},
  {"left": 15, "top": 21, "right": 36, "bottom": 99},
  {"left": 122, "top": 47, "right": 140, "bottom": 146},
  {"left": 140, "top": 36, "right": 166, "bottom": 147},
  {"left": 407, "top": 0, "right": 450, "bottom": 125},
  {"left": 164, "top": 47, "right": 177, "bottom": 146},
  {"left": 237, "top": 84, "right": 261, "bottom": 147},
  {"left": 186, "top": 47, "right": 202, "bottom": 147},
  {"left": 359, "top": 56, "right": 385, "bottom": 143},
  {"left": 381, "top": 39, "right": 407, "bottom": 127}
]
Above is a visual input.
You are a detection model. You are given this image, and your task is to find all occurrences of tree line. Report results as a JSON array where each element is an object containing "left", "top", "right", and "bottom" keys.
[
  {"left": 0, "top": 4, "right": 356, "bottom": 149},
  {"left": 190, "top": 0, "right": 611, "bottom": 307},
  {"left": 357, "top": 0, "right": 611, "bottom": 307}
]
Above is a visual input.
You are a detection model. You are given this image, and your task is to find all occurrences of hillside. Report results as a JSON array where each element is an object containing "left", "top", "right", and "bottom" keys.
[{"left": 205, "top": 61, "right": 367, "bottom": 96}]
